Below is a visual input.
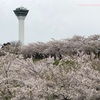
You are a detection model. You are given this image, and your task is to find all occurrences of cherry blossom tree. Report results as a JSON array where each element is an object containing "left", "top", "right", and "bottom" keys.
[{"left": 0, "top": 35, "right": 100, "bottom": 100}]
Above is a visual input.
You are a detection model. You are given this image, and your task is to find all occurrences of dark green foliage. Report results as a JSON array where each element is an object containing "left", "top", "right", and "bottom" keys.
[
  {"left": 0, "top": 88, "right": 12, "bottom": 100},
  {"left": 45, "top": 94, "right": 58, "bottom": 100},
  {"left": 53, "top": 60, "right": 59, "bottom": 66},
  {"left": 63, "top": 60, "right": 75, "bottom": 65},
  {"left": 32, "top": 58, "right": 42, "bottom": 63}
]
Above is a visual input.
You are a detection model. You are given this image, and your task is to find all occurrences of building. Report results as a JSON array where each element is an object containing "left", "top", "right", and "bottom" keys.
[{"left": 13, "top": 7, "right": 29, "bottom": 44}]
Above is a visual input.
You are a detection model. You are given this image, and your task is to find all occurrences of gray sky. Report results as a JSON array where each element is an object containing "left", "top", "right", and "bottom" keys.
[{"left": 0, "top": 0, "right": 100, "bottom": 44}]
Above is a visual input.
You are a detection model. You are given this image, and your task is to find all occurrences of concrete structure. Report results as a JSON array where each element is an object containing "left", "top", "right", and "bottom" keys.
[{"left": 13, "top": 7, "right": 29, "bottom": 44}]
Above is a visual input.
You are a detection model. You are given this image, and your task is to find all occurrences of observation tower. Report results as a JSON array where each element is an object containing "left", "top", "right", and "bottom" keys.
[{"left": 13, "top": 7, "right": 29, "bottom": 44}]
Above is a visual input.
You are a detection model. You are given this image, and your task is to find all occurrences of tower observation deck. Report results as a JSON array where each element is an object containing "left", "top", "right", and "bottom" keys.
[
  {"left": 14, "top": 7, "right": 29, "bottom": 17},
  {"left": 13, "top": 7, "right": 29, "bottom": 44}
]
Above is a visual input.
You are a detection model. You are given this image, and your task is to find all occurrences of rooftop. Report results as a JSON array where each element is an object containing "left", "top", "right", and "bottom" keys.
[{"left": 16, "top": 6, "right": 27, "bottom": 10}]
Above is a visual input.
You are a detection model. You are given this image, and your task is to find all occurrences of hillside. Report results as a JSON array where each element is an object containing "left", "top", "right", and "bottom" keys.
[{"left": 0, "top": 35, "right": 100, "bottom": 100}]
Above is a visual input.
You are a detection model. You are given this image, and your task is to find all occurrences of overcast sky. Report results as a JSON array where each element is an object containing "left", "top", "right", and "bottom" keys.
[{"left": 0, "top": 0, "right": 100, "bottom": 44}]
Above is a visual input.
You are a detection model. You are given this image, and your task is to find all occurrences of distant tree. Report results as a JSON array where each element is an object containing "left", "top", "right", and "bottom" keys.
[{"left": 1, "top": 41, "right": 21, "bottom": 55}]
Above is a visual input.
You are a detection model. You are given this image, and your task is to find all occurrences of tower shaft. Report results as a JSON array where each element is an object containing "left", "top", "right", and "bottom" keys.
[{"left": 18, "top": 16, "right": 25, "bottom": 44}]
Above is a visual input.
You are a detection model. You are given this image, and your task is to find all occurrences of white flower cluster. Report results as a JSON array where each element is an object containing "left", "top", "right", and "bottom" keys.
[{"left": 0, "top": 53, "right": 100, "bottom": 100}]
